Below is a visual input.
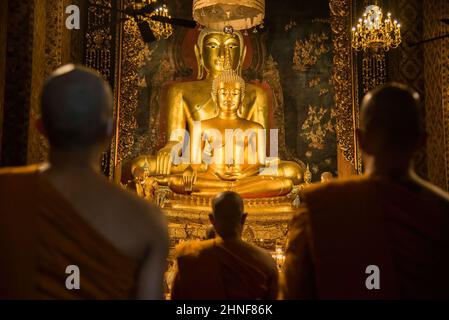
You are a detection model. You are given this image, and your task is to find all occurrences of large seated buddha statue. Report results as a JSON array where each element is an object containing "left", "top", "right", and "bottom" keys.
[
  {"left": 131, "top": 28, "right": 304, "bottom": 201},
  {"left": 166, "top": 68, "right": 294, "bottom": 198}
]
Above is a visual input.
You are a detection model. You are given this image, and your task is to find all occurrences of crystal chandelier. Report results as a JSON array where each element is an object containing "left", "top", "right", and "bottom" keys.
[
  {"left": 133, "top": 0, "right": 173, "bottom": 40},
  {"left": 351, "top": 4, "right": 401, "bottom": 51}
]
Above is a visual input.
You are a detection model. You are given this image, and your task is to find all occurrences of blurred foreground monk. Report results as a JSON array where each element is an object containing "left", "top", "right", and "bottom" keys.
[
  {"left": 0, "top": 65, "right": 169, "bottom": 299},
  {"left": 281, "top": 83, "right": 449, "bottom": 299},
  {"left": 171, "top": 191, "right": 278, "bottom": 299}
]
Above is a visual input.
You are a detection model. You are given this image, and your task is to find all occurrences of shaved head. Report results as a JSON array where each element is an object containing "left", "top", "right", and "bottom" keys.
[
  {"left": 41, "top": 64, "right": 113, "bottom": 150},
  {"left": 360, "top": 83, "right": 421, "bottom": 155},
  {"left": 210, "top": 191, "right": 245, "bottom": 239}
]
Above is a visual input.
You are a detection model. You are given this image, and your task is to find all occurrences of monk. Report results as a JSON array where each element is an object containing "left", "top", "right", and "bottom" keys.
[
  {"left": 281, "top": 83, "right": 449, "bottom": 299},
  {"left": 0, "top": 65, "right": 169, "bottom": 299},
  {"left": 171, "top": 191, "right": 278, "bottom": 299}
]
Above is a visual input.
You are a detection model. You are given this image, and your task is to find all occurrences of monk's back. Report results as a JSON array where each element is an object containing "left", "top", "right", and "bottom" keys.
[
  {"left": 172, "top": 238, "right": 278, "bottom": 300},
  {"left": 0, "top": 165, "right": 160, "bottom": 299},
  {"left": 303, "top": 176, "right": 449, "bottom": 299}
]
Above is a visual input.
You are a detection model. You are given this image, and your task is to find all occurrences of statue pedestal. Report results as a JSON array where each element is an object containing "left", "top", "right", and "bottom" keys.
[{"left": 136, "top": 182, "right": 300, "bottom": 250}]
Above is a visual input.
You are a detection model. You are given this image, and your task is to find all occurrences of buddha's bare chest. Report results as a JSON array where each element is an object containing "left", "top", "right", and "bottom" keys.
[{"left": 183, "top": 91, "right": 252, "bottom": 120}]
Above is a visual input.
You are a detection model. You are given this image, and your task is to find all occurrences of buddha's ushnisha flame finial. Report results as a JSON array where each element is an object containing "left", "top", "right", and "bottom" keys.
[
  {"left": 224, "top": 47, "right": 233, "bottom": 71},
  {"left": 211, "top": 56, "right": 246, "bottom": 98}
]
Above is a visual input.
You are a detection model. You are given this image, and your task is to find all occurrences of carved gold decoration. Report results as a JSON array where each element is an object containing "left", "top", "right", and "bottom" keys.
[
  {"left": 134, "top": 180, "right": 298, "bottom": 248},
  {"left": 85, "top": 0, "right": 116, "bottom": 175},
  {"left": 114, "top": 17, "right": 145, "bottom": 165},
  {"left": 329, "top": 0, "right": 358, "bottom": 168},
  {"left": 85, "top": 1, "right": 113, "bottom": 80},
  {"left": 362, "top": 51, "right": 387, "bottom": 93}
]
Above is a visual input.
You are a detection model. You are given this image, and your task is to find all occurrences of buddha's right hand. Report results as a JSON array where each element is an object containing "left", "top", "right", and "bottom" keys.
[
  {"left": 182, "top": 166, "right": 197, "bottom": 192},
  {"left": 156, "top": 141, "right": 180, "bottom": 175}
]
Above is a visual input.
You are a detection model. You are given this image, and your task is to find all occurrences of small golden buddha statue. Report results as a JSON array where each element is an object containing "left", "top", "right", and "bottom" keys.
[
  {"left": 166, "top": 69, "right": 295, "bottom": 198},
  {"left": 320, "top": 171, "right": 333, "bottom": 183}
]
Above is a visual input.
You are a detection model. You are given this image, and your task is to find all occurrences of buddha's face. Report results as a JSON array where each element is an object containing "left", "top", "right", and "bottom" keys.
[
  {"left": 216, "top": 82, "right": 243, "bottom": 113},
  {"left": 202, "top": 33, "right": 241, "bottom": 74}
]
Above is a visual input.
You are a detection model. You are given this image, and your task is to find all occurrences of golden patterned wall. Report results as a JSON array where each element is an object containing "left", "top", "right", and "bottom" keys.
[
  {"left": 27, "top": 0, "right": 87, "bottom": 164},
  {"left": 388, "top": 0, "right": 427, "bottom": 180},
  {"left": 424, "top": 0, "right": 449, "bottom": 191}
]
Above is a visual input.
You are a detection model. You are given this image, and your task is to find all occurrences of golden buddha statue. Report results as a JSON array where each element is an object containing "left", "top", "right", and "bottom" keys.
[
  {"left": 166, "top": 69, "right": 294, "bottom": 198},
  {"left": 131, "top": 28, "right": 304, "bottom": 195},
  {"left": 132, "top": 28, "right": 269, "bottom": 176}
]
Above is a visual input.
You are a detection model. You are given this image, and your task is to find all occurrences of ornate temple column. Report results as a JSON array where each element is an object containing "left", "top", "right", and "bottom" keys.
[
  {"left": 0, "top": 0, "right": 87, "bottom": 166},
  {"left": 27, "top": 0, "right": 88, "bottom": 164},
  {"left": 26, "top": 0, "right": 49, "bottom": 165},
  {"left": 1, "top": 0, "right": 37, "bottom": 166},
  {"left": 423, "top": 0, "right": 449, "bottom": 191},
  {"left": 330, "top": 0, "right": 360, "bottom": 177}
]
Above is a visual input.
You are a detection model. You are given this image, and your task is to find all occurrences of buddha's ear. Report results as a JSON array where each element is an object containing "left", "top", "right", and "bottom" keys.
[
  {"left": 238, "top": 46, "right": 247, "bottom": 76},
  {"left": 194, "top": 44, "right": 203, "bottom": 80}
]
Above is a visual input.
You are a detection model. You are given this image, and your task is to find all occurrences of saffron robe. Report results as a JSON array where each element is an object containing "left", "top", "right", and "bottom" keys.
[
  {"left": 171, "top": 237, "right": 278, "bottom": 300},
  {"left": 281, "top": 176, "right": 449, "bottom": 299},
  {"left": 0, "top": 165, "right": 138, "bottom": 299}
]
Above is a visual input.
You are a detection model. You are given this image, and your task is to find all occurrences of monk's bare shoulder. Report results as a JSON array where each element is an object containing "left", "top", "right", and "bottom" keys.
[
  {"left": 0, "top": 164, "right": 43, "bottom": 176},
  {"left": 240, "top": 241, "right": 277, "bottom": 273},
  {"left": 175, "top": 239, "right": 215, "bottom": 258},
  {"left": 412, "top": 174, "right": 449, "bottom": 211},
  {"left": 301, "top": 176, "right": 367, "bottom": 200},
  {"left": 96, "top": 177, "right": 168, "bottom": 243}
]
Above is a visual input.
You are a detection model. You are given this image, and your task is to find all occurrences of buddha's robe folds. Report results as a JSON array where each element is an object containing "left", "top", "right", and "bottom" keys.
[
  {"left": 0, "top": 165, "right": 138, "bottom": 299},
  {"left": 171, "top": 238, "right": 278, "bottom": 300},
  {"left": 281, "top": 176, "right": 449, "bottom": 300}
]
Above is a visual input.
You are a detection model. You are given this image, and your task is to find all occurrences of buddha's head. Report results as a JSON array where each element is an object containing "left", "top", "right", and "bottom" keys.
[
  {"left": 195, "top": 28, "right": 246, "bottom": 79},
  {"left": 212, "top": 69, "right": 245, "bottom": 114}
]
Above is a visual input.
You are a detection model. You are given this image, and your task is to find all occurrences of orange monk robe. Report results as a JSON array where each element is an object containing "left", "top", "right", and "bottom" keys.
[
  {"left": 0, "top": 165, "right": 138, "bottom": 299},
  {"left": 171, "top": 238, "right": 278, "bottom": 300},
  {"left": 280, "top": 176, "right": 449, "bottom": 299}
]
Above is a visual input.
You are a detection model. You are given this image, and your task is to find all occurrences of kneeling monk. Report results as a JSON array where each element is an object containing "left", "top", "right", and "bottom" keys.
[{"left": 171, "top": 192, "right": 278, "bottom": 299}]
